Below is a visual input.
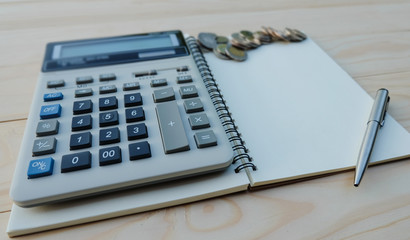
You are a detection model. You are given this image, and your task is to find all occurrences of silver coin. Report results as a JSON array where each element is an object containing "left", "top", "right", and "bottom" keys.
[
  {"left": 225, "top": 44, "right": 247, "bottom": 62},
  {"left": 198, "top": 32, "right": 217, "bottom": 50},
  {"left": 213, "top": 44, "right": 231, "bottom": 60},
  {"left": 268, "top": 27, "right": 288, "bottom": 41},
  {"left": 240, "top": 30, "right": 260, "bottom": 48},
  {"left": 231, "top": 33, "right": 252, "bottom": 50},
  {"left": 287, "top": 28, "right": 307, "bottom": 40},
  {"left": 253, "top": 31, "right": 272, "bottom": 44}
]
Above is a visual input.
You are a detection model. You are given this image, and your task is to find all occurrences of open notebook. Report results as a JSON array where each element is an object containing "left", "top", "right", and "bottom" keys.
[{"left": 7, "top": 37, "right": 410, "bottom": 237}]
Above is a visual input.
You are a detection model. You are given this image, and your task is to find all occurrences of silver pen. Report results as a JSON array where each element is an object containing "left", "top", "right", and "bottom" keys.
[{"left": 354, "top": 88, "right": 390, "bottom": 187}]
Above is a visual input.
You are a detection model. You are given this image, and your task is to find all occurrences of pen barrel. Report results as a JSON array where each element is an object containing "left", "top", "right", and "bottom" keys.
[
  {"left": 355, "top": 121, "right": 380, "bottom": 184},
  {"left": 368, "top": 89, "right": 389, "bottom": 124}
]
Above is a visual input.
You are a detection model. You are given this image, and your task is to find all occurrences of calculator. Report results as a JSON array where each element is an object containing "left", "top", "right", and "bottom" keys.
[{"left": 10, "top": 30, "right": 234, "bottom": 207}]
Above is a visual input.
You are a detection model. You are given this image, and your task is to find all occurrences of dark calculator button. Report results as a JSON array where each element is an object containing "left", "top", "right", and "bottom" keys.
[
  {"left": 99, "top": 96, "right": 118, "bottom": 111},
  {"left": 176, "top": 75, "right": 192, "bottom": 84},
  {"left": 69, "top": 132, "right": 92, "bottom": 150},
  {"left": 129, "top": 141, "right": 151, "bottom": 160},
  {"left": 47, "top": 79, "right": 65, "bottom": 88},
  {"left": 125, "top": 107, "right": 145, "bottom": 123},
  {"left": 127, "top": 123, "right": 148, "bottom": 140},
  {"left": 176, "top": 66, "right": 189, "bottom": 72},
  {"left": 76, "top": 76, "right": 93, "bottom": 84},
  {"left": 71, "top": 115, "right": 92, "bottom": 131},
  {"left": 99, "top": 111, "right": 119, "bottom": 127},
  {"left": 36, "top": 119, "right": 59, "bottom": 136},
  {"left": 124, "top": 93, "right": 143, "bottom": 107},
  {"left": 73, "top": 100, "right": 93, "bottom": 115},
  {"left": 32, "top": 137, "right": 57, "bottom": 156},
  {"left": 99, "top": 146, "right": 122, "bottom": 166},
  {"left": 99, "top": 127, "right": 120, "bottom": 145},
  {"left": 123, "top": 82, "right": 140, "bottom": 91},
  {"left": 61, "top": 151, "right": 91, "bottom": 173},
  {"left": 99, "top": 85, "right": 117, "bottom": 94},
  {"left": 99, "top": 73, "right": 116, "bottom": 81},
  {"left": 75, "top": 88, "right": 93, "bottom": 98}
]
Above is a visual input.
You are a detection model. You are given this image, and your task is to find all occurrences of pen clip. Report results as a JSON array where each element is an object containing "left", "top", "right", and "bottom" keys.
[{"left": 380, "top": 96, "right": 390, "bottom": 127}]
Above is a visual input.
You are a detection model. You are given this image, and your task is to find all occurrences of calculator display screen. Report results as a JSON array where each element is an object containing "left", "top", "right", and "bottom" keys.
[
  {"left": 57, "top": 35, "right": 178, "bottom": 59},
  {"left": 42, "top": 30, "right": 189, "bottom": 72}
]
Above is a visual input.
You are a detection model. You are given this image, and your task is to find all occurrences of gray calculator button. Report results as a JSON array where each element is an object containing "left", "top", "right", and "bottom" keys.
[
  {"left": 183, "top": 98, "right": 204, "bottom": 113},
  {"left": 36, "top": 119, "right": 59, "bottom": 136},
  {"left": 75, "top": 88, "right": 93, "bottom": 97},
  {"left": 188, "top": 113, "right": 210, "bottom": 130},
  {"left": 76, "top": 76, "right": 93, "bottom": 84},
  {"left": 179, "top": 85, "right": 198, "bottom": 99},
  {"left": 194, "top": 130, "right": 217, "bottom": 148},
  {"left": 150, "top": 78, "right": 167, "bottom": 87},
  {"left": 123, "top": 82, "right": 140, "bottom": 91},
  {"left": 99, "top": 85, "right": 117, "bottom": 94},
  {"left": 176, "top": 75, "right": 192, "bottom": 84},
  {"left": 47, "top": 79, "right": 65, "bottom": 88},
  {"left": 156, "top": 101, "right": 190, "bottom": 154},
  {"left": 153, "top": 87, "right": 175, "bottom": 103},
  {"left": 32, "top": 137, "right": 57, "bottom": 156},
  {"left": 99, "top": 73, "right": 116, "bottom": 81}
]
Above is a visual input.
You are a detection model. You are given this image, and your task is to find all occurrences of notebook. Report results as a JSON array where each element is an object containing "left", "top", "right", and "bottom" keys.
[{"left": 7, "top": 36, "right": 410, "bottom": 237}]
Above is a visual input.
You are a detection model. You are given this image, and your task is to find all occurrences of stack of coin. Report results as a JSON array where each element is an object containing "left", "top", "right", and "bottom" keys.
[{"left": 197, "top": 26, "right": 307, "bottom": 62}]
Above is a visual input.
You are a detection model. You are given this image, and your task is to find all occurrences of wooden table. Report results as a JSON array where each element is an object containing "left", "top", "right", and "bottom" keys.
[{"left": 1, "top": 1, "right": 409, "bottom": 239}]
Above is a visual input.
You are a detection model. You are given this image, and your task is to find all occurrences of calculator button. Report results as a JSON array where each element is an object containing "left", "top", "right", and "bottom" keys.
[
  {"left": 127, "top": 123, "right": 148, "bottom": 140},
  {"left": 153, "top": 87, "right": 175, "bottom": 103},
  {"left": 75, "top": 88, "right": 93, "bottom": 98},
  {"left": 47, "top": 79, "right": 65, "bottom": 88},
  {"left": 156, "top": 101, "right": 190, "bottom": 154},
  {"left": 134, "top": 70, "right": 157, "bottom": 78},
  {"left": 99, "top": 146, "right": 122, "bottom": 166},
  {"left": 125, "top": 107, "right": 145, "bottom": 123},
  {"left": 123, "top": 82, "right": 140, "bottom": 91},
  {"left": 70, "top": 132, "right": 92, "bottom": 150},
  {"left": 27, "top": 157, "right": 54, "bottom": 179},
  {"left": 150, "top": 78, "right": 167, "bottom": 87},
  {"left": 188, "top": 113, "right": 210, "bottom": 130},
  {"left": 43, "top": 92, "right": 63, "bottom": 102},
  {"left": 73, "top": 100, "right": 93, "bottom": 115},
  {"left": 183, "top": 98, "right": 204, "bottom": 113},
  {"left": 76, "top": 76, "right": 94, "bottom": 84},
  {"left": 40, "top": 104, "right": 62, "bottom": 119},
  {"left": 61, "top": 151, "right": 91, "bottom": 173},
  {"left": 129, "top": 141, "right": 151, "bottom": 160},
  {"left": 99, "top": 96, "right": 118, "bottom": 111},
  {"left": 36, "top": 119, "right": 59, "bottom": 136},
  {"left": 99, "top": 111, "right": 119, "bottom": 127},
  {"left": 179, "top": 85, "right": 198, "bottom": 99},
  {"left": 176, "top": 75, "right": 193, "bottom": 84},
  {"left": 194, "top": 130, "right": 217, "bottom": 148},
  {"left": 99, "top": 85, "right": 117, "bottom": 94},
  {"left": 99, "top": 127, "right": 120, "bottom": 145},
  {"left": 32, "top": 137, "right": 57, "bottom": 156},
  {"left": 99, "top": 73, "right": 116, "bottom": 81},
  {"left": 176, "top": 66, "right": 189, "bottom": 72},
  {"left": 71, "top": 115, "right": 92, "bottom": 131},
  {"left": 124, "top": 93, "right": 143, "bottom": 107}
]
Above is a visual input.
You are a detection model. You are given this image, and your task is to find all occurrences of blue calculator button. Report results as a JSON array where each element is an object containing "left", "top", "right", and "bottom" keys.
[
  {"left": 40, "top": 104, "right": 62, "bottom": 119},
  {"left": 27, "top": 157, "right": 54, "bottom": 179},
  {"left": 43, "top": 92, "right": 63, "bottom": 102}
]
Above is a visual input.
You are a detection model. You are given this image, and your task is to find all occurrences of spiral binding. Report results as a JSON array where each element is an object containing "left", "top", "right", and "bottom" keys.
[{"left": 185, "top": 37, "right": 257, "bottom": 173}]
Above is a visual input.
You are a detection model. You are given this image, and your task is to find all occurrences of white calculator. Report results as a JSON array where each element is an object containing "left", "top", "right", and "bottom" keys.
[{"left": 9, "top": 30, "right": 234, "bottom": 207}]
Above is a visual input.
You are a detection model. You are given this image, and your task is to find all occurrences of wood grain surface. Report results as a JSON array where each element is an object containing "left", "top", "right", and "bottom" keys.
[{"left": 1, "top": 0, "right": 409, "bottom": 239}]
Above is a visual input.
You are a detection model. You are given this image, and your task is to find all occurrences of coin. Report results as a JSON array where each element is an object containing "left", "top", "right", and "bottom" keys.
[
  {"left": 240, "top": 30, "right": 260, "bottom": 48},
  {"left": 284, "top": 28, "right": 304, "bottom": 42},
  {"left": 231, "top": 33, "right": 251, "bottom": 50},
  {"left": 225, "top": 44, "right": 247, "bottom": 62},
  {"left": 253, "top": 31, "right": 272, "bottom": 44},
  {"left": 287, "top": 28, "right": 307, "bottom": 40},
  {"left": 198, "top": 32, "right": 217, "bottom": 50},
  {"left": 216, "top": 36, "right": 229, "bottom": 44},
  {"left": 213, "top": 44, "right": 231, "bottom": 60},
  {"left": 268, "top": 27, "right": 288, "bottom": 41}
]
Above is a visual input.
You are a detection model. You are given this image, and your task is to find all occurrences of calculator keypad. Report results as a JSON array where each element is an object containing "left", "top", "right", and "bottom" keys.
[{"left": 14, "top": 57, "right": 233, "bottom": 207}]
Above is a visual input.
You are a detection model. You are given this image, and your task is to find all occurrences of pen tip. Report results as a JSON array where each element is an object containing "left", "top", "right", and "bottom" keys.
[{"left": 354, "top": 183, "right": 359, "bottom": 187}]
